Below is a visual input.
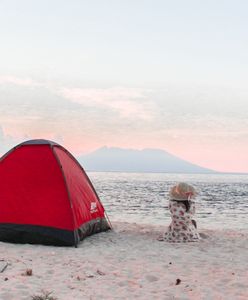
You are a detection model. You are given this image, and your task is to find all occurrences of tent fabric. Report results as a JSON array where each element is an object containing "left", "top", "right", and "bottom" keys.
[{"left": 0, "top": 139, "right": 110, "bottom": 246}]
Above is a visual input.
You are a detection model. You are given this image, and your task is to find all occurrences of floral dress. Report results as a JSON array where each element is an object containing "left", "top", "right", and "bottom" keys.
[{"left": 163, "top": 199, "right": 200, "bottom": 242}]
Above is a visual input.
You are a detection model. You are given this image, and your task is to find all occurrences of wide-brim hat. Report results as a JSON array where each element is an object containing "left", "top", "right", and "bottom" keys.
[{"left": 169, "top": 182, "right": 197, "bottom": 201}]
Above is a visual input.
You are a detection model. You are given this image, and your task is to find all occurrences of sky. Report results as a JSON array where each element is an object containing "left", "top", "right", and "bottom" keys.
[{"left": 0, "top": 0, "right": 248, "bottom": 173}]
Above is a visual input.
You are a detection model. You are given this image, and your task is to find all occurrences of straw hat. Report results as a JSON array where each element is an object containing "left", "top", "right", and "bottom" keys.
[{"left": 169, "top": 182, "right": 196, "bottom": 201}]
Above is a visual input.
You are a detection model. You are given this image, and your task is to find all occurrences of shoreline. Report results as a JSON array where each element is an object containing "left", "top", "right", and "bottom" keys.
[{"left": 0, "top": 222, "right": 247, "bottom": 299}]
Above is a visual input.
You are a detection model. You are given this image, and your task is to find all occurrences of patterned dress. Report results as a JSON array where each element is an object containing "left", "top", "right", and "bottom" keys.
[{"left": 163, "top": 199, "right": 200, "bottom": 242}]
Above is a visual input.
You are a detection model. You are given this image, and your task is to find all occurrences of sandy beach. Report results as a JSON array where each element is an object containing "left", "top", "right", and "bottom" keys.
[{"left": 0, "top": 222, "right": 247, "bottom": 300}]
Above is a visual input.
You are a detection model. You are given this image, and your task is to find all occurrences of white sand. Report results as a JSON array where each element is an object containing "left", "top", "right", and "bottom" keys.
[{"left": 0, "top": 222, "right": 247, "bottom": 300}]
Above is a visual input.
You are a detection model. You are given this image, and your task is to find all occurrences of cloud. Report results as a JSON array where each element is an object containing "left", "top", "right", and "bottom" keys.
[
  {"left": 0, "top": 75, "right": 248, "bottom": 168},
  {"left": 59, "top": 87, "right": 154, "bottom": 120},
  {"left": 0, "top": 125, "right": 23, "bottom": 155},
  {"left": 0, "top": 76, "right": 41, "bottom": 87}
]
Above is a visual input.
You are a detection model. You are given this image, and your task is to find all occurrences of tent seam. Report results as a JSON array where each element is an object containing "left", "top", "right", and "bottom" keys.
[{"left": 51, "top": 145, "right": 79, "bottom": 247}]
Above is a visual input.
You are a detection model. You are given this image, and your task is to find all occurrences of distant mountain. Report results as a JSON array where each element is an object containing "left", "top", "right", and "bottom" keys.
[{"left": 78, "top": 147, "right": 216, "bottom": 174}]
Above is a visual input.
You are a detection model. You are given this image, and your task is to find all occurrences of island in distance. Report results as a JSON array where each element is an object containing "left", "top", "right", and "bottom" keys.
[{"left": 78, "top": 146, "right": 216, "bottom": 174}]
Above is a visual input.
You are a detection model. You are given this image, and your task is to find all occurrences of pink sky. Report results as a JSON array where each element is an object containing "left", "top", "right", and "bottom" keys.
[
  {"left": 1, "top": 111, "right": 247, "bottom": 173},
  {"left": 1, "top": 2, "right": 248, "bottom": 173}
]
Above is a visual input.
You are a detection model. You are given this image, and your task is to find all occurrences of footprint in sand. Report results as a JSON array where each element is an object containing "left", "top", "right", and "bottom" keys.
[
  {"left": 145, "top": 275, "right": 159, "bottom": 282},
  {"left": 199, "top": 233, "right": 209, "bottom": 239}
]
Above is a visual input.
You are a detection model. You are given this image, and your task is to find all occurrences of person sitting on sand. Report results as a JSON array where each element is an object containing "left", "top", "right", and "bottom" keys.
[{"left": 158, "top": 182, "right": 200, "bottom": 242}]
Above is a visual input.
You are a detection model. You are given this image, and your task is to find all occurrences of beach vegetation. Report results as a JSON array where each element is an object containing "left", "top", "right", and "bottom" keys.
[{"left": 31, "top": 290, "right": 57, "bottom": 300}]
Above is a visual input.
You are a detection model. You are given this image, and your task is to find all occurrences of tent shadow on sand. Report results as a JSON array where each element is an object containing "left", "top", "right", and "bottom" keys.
[{"left": 0, "top": 139, "right": 111, "bottom": 247}]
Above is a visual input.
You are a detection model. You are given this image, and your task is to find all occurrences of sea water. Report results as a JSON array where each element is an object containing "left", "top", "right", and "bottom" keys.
[{"left": 88, "top": 172, "right": 248, "bottom": 230}]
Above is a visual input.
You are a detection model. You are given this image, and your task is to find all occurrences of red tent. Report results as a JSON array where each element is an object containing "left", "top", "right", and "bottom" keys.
[{"left": 0, "top": 139, "right": 110, "bottom": 246}]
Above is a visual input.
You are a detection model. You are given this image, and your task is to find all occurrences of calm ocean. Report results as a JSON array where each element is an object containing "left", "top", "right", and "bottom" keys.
[{"left": 88, "top": 172, "right": 248, "bottom": 230}]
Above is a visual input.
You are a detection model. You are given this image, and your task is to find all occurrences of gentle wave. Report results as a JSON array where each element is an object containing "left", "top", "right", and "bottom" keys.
[{"left": 88, "top": 172, "right": 248, "bottom": 230}]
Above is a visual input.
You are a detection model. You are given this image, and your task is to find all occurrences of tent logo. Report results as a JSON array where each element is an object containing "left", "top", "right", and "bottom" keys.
[{"left": 90, "top": 202, "right": 98, "bottom": 214}]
